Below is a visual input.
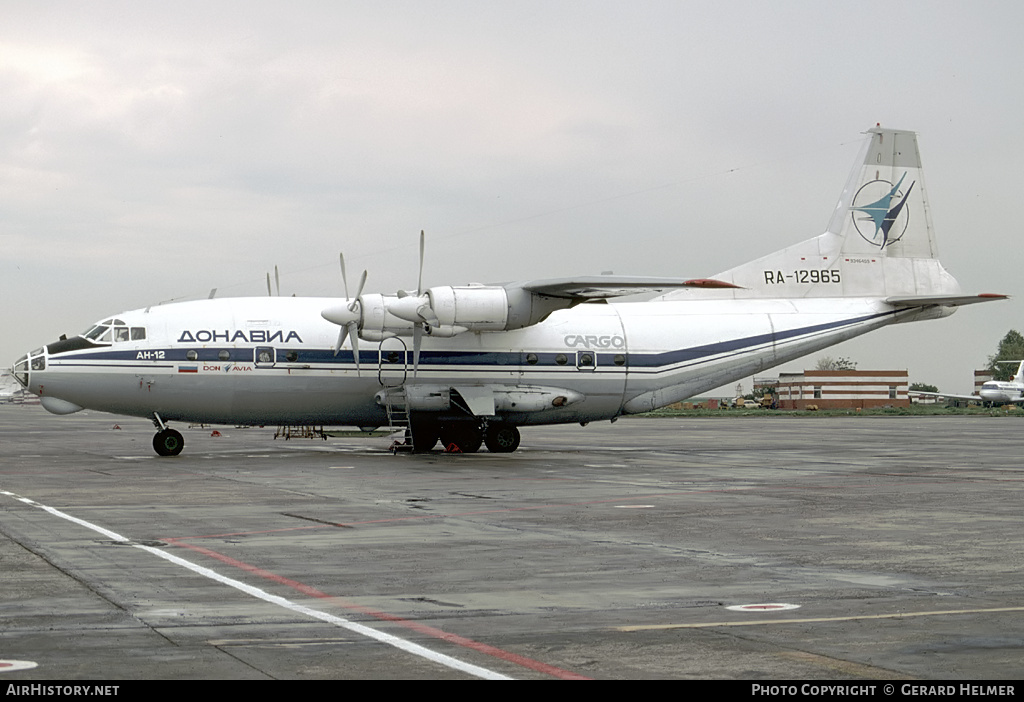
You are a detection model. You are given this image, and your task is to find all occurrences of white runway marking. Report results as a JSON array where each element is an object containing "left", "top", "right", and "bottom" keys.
[
  {"left": 0, "top": 660, "right": 39, "bottom": 673},
  {"left": 0, "top": 490, "right": 511, "bottom": 680}
]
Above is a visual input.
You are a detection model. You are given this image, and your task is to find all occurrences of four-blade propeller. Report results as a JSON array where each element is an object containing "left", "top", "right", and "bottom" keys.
[
  {"left": 320, "top": 231, "right": 437, "bottom": 376},
  {"left": 321, "top": 253, "right": 368, "bottom": 372}
]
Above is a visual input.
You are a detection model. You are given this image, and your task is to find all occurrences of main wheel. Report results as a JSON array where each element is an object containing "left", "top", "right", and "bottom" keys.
[
  {"left": 485, "top": 423, "right": 520, "bottom": 453},
  {"left": 438, "top": 422, "right": 483, "bottom": 453},
  {"left": 410, "top": 421, "right": 439, "bottom": 453},
  {"left": 153, "top": 429, "right": 184, "bottom": 457}
]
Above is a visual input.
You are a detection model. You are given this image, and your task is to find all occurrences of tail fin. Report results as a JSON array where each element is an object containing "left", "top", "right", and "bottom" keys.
[{"left": 672, "top": 126, "right": 962, "bottom": 300}]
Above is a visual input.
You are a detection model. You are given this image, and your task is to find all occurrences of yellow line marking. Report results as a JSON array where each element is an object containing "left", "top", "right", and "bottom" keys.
[{"left": 618, "top": 606, "right": 1024, "bottom": 631}]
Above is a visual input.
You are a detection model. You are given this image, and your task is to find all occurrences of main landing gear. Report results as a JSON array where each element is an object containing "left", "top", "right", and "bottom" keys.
[
  {"left": 408, "top": 418, "right": 521, "bottom": 453},
  {"left": 484, "top": 423, "right": 520, "bottom": 453},
  {"left": 152, "top": 413, "right": 184, "bottom": 457}
]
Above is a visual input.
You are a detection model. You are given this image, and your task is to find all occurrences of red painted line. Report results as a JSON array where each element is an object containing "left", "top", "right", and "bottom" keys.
[{"left": 168, "top": 539, "right": 589, "bottom": 680}]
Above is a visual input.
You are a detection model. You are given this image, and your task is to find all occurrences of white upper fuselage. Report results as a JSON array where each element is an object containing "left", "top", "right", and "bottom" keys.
[{"left": 19, "top": 294, "right": 940, "bottom": 427}]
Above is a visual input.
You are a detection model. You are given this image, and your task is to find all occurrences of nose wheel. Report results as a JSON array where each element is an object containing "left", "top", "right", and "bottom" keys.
[
  {"left": 153, "top": 429, "right": 184, "bottom": 456},
  {"left": 153, "top": 428, "right": 184, "bottom": 456},
  {"left": 151, "top": 412, "right": 184, "bottom": 456}
]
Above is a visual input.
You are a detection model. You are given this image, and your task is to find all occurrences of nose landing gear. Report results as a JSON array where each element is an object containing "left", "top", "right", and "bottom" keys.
[
  {"left": 151, "top": 413, "right": 184, "bottom": 456},
  {"left": 153, "top": 429, "right": 184, "bottom": 456}
]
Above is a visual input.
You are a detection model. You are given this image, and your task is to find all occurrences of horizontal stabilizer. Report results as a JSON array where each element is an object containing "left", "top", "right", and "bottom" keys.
[
  {"left": 521, "top": 276, "right": 739, "bottom": 300},
  {"left": 885, "top": 293, "right": 1008, "bottom": 308}
]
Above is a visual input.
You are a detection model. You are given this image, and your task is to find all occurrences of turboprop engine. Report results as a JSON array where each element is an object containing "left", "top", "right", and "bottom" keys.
[{"left": 322, "top": 284, "right": 574, "bottom": 342}]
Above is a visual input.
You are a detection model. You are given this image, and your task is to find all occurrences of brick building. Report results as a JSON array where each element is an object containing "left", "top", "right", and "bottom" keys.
[{"left": 772, "top": 370, "right": 909, "bottom": 410}]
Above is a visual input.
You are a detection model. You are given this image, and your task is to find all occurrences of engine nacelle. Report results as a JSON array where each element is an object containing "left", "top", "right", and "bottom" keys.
[
  {"left": 425, "top": 284, "right": 570, "bottom": 332},
  {"left": 427, "top": 285, "right": 509, "bottom": 331},
  {"left": 359, "top": 293, "right": 416, "bottom": 339},
  {"left": 334, "top": 285, "right": 577, "bottom": 343}
]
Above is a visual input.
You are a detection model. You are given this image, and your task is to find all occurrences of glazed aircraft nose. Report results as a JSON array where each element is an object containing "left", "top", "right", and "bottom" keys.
[
  {"left": 11, "top": 350, "right": 42, "bottom": 388},
  {"left": 14, "top": 345, "right": 85, "bottom": 415}
]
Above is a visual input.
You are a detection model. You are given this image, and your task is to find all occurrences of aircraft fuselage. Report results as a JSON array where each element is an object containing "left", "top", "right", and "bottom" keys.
[
  {"left": 977, "top": 381, "right": 1024, "bottom": 404},
  {"left": 17, "top": 295, "right": 940, "bottom": 428}
]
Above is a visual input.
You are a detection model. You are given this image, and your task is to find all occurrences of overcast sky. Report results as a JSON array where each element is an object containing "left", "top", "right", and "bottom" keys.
[{"left": 3, "top": 1, "right": 1022, "bottom": 394}]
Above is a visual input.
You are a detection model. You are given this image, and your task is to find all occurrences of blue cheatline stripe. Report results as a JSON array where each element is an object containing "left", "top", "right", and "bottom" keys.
[
  {"left": 629, "top": 309, "right": 890, "bottom": 369},
  {"left": 47, "top": 310, "right": 893, "bottom": 374}
]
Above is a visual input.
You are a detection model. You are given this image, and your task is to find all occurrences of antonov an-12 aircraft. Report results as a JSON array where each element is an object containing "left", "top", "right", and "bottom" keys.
[{"left": 12, "top": 126, "right": 1006, "bottom": 456}]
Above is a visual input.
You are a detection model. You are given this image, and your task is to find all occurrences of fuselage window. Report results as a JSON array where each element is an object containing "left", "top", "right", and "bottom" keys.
[
  {"left": 577, "top": 352, "right": 595, "bottom": 370},
  {"left": 555, "top": 354, "right": 567, "bottom": 366},
  {"left": 526, "top": 353, "right": 539, "bottom": 365},
  {"left": 613, "top": 354, "right": 626, "bottom": 366},
  {"left": 131, "top": 327, "right": 146, "bottom": 341},
  {"left": 186, "top": 350, "right": 198, "bottom": 361},
  {"left": 286, "top": 351, "right": 298, "bottom": 362},
  {"left": 114, "top": 327, "right": 130, "bottom": 342},
  {"left": 218, "top": 350, "right": 231, "bottom": 361}
]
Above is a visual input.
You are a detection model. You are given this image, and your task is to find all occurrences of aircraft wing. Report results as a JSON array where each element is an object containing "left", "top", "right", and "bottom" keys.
[
  {"left": 910, "top": 391, "right": 983, "bottom": 402},
  {"left": 885, "top": 294, "right": 1008, "bottom": 308},
  {"left": 519, "top": 276, "right": 739, "bottom": 300}
]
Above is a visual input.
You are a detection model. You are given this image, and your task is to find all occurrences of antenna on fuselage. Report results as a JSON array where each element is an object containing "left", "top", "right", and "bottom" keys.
[{"left": 266, "top": 266, "right": 281, "bottom": 296}]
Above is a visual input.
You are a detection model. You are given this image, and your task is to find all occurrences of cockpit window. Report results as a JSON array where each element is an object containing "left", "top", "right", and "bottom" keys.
[
  {"left": 13, "top": 355, "right": 28, "bottom": 387},
  {"left": 81, "top": 319, "right": 144, "bottom": 344},
  {"left": 84, "top": 325, "right": 109, "bottom": 341}
]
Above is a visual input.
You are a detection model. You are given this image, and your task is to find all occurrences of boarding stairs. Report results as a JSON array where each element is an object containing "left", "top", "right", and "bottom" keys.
[{"left": 382, "top": 385, "right": 414, "bottom": 452}]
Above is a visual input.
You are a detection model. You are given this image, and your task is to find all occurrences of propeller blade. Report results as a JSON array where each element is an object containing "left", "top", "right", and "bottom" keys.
[
  {"left": 331, "top": 321, "right": 361, "bottom": 375},
  {"left": 412, "top": 323, "right": 422, "bottom": 377},
  {"left": 351, "top": 270, "right": 367, "bottom": 311},
  {"left": 339, "top": 253, "right": 350, "bottom": 299},
  {"left": 266, "top": 272, "right": 272, "bottom": 297},
  {"left": 334, "top": 324, "right": 349, "bottom": 356},
  {"left": 274, "top": 265, "right": 281, "bottom": 296},
  {"left": 349, "top": 323, "right": 360, "bottom": 374},
  {"left": 417, "top": 229, "right": 425, "bottom": 296}
]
